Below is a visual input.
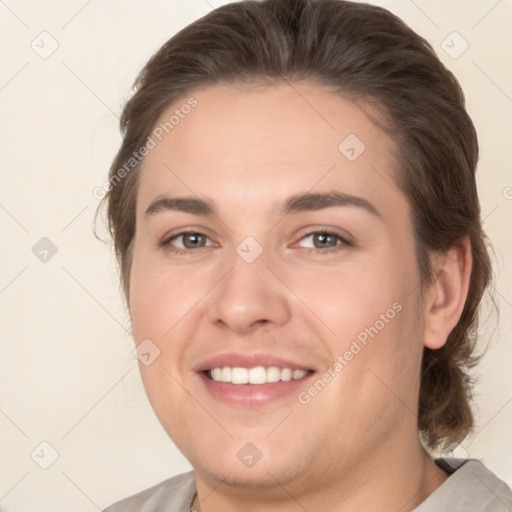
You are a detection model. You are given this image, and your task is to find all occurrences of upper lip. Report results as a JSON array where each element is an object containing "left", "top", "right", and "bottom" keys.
[{"left": 194, "top": 353, "right": 315, "bottom": 373}]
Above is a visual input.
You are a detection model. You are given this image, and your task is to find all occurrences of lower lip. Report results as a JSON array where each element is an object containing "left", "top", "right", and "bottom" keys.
[{"left": 198, "top": 372, "right": 314, "bottom": 406}]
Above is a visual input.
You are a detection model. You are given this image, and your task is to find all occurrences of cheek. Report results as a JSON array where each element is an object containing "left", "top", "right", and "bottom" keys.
[
  {"left": 129, "top": 248, "right": 207, "bottom": 342},
  {"left": 128, "top": 256, "right": 197, "bottom": 424},
  {"left": 129, "top": 272, "right": 172, "bottom": 340},
  {"left": 287, "top": 254, "right": 412, "bottom": 339},
  {"left": 293, "top": 247, "right": 422, "bottom": 392},
  {"left": 128, "top": 248, "right": 222, "bottom": 403}
]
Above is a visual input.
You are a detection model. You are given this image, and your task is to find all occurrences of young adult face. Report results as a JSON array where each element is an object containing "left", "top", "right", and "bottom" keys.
[{"left": 128, "top": 82, "right": 467, "bottom": 507}]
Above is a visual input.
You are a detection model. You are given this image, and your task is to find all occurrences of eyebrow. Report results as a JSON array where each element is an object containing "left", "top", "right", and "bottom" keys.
[{"left": 144, "top": 191, "right": 381, "bottom": 219}]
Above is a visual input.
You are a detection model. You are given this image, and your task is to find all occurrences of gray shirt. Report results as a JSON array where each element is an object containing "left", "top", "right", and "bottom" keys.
[{"left": 103, "top": 459, "right": 512, "bottom": 511}]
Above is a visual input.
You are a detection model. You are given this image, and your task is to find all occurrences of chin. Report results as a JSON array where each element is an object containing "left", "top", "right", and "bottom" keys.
[
  {"left": 196, "top": 458, "right": 304, "bottom": 489},
  {"left": 185, "top": 437, "right": 313, "bottom": 490}
]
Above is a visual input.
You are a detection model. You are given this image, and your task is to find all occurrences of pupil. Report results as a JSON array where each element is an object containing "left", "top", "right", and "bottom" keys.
[
  {"left": 185, "top": 233, "right": 203, "bottom": 248},
  {"left": 316, "top": 233, "right": 333, "bottom": 248}
]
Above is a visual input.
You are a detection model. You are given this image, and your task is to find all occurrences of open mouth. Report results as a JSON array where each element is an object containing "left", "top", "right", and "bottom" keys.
[{"left": 205, "top": 366, "right": 313, "bottom": 385}]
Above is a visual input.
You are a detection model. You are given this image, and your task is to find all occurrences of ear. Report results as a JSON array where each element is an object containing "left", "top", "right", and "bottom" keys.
[{"left": 423, "top": 236, "right": 472, "bottom": 350}]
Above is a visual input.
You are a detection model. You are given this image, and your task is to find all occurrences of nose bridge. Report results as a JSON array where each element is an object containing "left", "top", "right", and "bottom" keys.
[{"left": 209, "top": 236, "right": 291, "bottom": 333}]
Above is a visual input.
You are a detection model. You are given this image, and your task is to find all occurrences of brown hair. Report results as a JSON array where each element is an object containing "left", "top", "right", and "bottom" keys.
[{"left": 100, "top": 0, "right": 493, "bottom": 450}]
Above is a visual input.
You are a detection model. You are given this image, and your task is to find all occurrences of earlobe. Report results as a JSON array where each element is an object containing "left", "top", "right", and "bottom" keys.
[{"left": 423, "top": 236, "right": 472, "bottom": 350}]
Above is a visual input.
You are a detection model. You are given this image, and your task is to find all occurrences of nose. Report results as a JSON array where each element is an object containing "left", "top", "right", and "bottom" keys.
[{"left": 209, "top": 247, "right": 291, "bottom": 335}]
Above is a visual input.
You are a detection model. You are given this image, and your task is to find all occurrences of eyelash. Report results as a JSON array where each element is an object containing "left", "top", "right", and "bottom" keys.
[{"left": 161, "top": 229, "right": 351, "bottom": 256}]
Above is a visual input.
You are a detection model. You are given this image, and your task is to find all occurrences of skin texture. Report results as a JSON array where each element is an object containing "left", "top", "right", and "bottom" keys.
[{"left": 129, "top": 82, "right": 472, "bottom": 511}]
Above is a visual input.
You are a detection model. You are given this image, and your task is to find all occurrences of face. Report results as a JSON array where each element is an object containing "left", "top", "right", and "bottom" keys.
[{"left": 129, "top": 82, "right": 426, "bottom": 492}]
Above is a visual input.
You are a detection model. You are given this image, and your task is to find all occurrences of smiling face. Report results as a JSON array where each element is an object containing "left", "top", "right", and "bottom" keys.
[{"left": 129, "top": 82, "right": 430, "bottom": 497}]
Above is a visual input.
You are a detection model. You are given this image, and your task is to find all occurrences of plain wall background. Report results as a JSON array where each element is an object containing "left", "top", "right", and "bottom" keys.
[{"left": 1, "top": 0, "right": 511, "bottom": 510}]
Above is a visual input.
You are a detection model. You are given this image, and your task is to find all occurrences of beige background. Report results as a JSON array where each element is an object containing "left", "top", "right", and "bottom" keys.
[{"left": 0, "top": 0, "right": 511, "bottom": 510}]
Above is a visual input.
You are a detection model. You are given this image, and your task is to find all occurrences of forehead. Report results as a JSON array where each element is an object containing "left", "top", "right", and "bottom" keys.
[{"left": 137, "top": 82, "right": 405, "bottom": 219}]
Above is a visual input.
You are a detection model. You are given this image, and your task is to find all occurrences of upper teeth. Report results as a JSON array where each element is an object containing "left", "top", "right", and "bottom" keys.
[{"left": 209, "top": 366, "right": 308, "bottom": 385}]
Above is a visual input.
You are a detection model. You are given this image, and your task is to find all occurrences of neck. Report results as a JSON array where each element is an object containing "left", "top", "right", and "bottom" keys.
[{"left": 192, "top": 436, "right": 449, "bottom": 512}]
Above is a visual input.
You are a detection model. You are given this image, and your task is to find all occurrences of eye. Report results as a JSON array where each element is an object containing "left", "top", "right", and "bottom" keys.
[
  {"left": 162, "top": 231, "right": 214, "bottom": 254},
  {"left": 160, "top": 228, "right": 351, "bottom": 256},
  {"left": 296, "top": 229, "right": 351, "bottom": 255}
]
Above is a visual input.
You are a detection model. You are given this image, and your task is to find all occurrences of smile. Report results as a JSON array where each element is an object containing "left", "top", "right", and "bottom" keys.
[{"left": 207, "top": 366, "right": 309, "bottom": 384}]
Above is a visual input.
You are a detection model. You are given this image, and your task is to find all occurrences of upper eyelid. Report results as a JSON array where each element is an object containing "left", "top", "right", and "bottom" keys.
[
  {"left": 162, "top": 226, "right": 215, "bottom": 242},
  {"left": 165, "top": 231, "right": 216, "bottom": 246}
]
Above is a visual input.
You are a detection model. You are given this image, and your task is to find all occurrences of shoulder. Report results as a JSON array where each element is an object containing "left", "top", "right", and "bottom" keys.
[
  {"left": 415, "top": 459, "right": 512, "bottom": 511},
  {"left": 102, "top": 471, "right": 196, "bottom": 512}
]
